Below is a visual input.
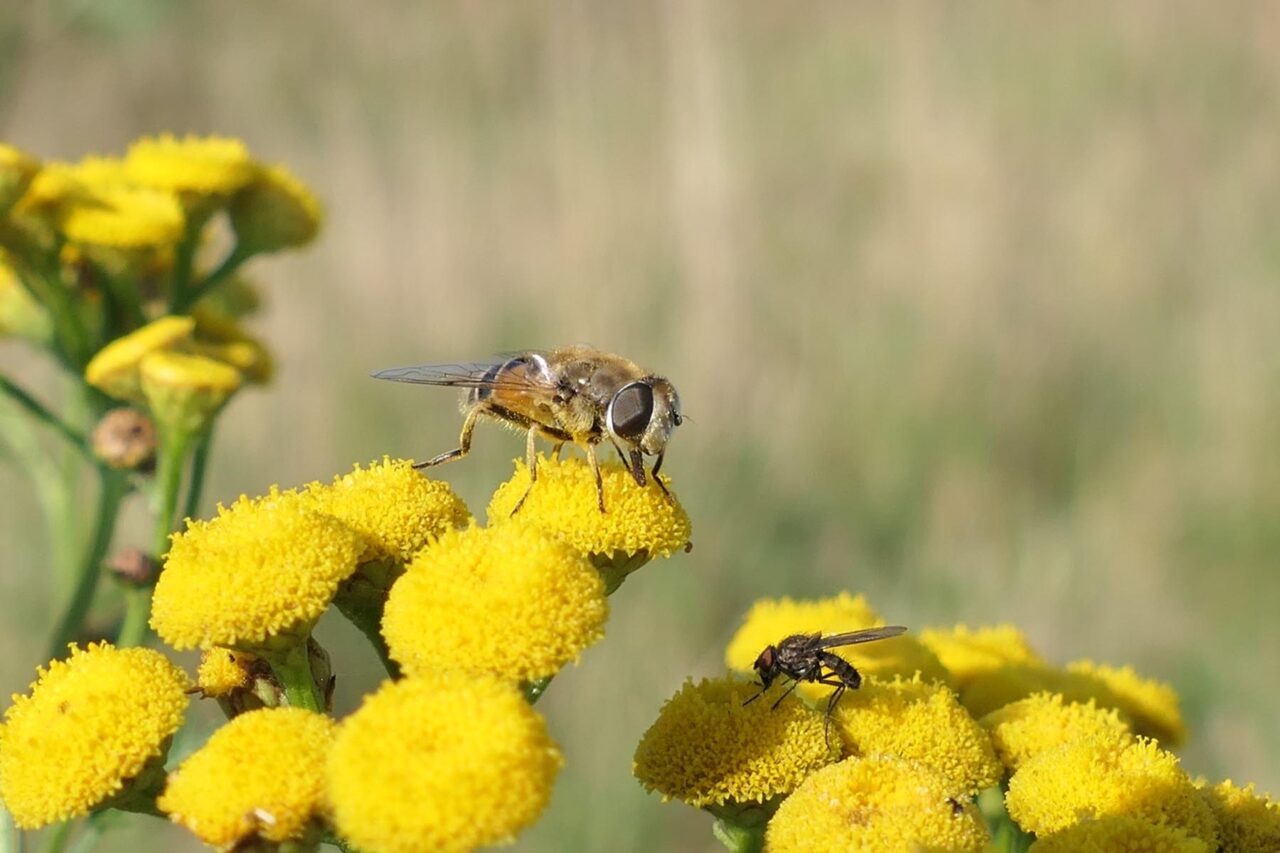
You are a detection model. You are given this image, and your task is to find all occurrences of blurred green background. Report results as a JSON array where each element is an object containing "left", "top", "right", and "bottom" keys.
[{"left": 2, "top": 2, "right": 1278, "bottom": 850}]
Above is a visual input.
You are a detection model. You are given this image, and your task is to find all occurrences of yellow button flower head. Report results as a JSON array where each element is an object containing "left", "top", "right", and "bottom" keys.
[
  {"left": 382, "top": 521, "right": 607, "bottom": 683},
  {"left": 230, "top": 163, "right": 322, "bottom": 253},
  {"left": 765, "top": 755, "right": 989, "bottom": 853},
  {"left": 1199, "top": 779, "right": 1280, "bottom": 853},
  {"left": 0, "top": 142, "right": 39, "bottom": 215},
  {"left": 159, "top": 707, "right": 334, "bottom": 847},
  {"left": 960, "top": 662, "right": 1102, "bottom": 719},
  {"left": 151, "top": 490, "right": 364, "bottom": 650},
  {"left": 982, "top": 691, "right": 1133, "bottom": 773},
  {"left": 1066, "top": 659, "right": 1185, "bottom": 746},
  {"left": 487, "top": 454, "right": 692, "bottom": 560},
  {"left": 830, "top": 674, "right": 1002, "bottom": 796},
  {"left": 191, "top": 305, "right": 274, "bottom": 383},
  {"left": 124, "top": 134, "right": 255, "bottom": 196},
  {"left": 196, "top": 648, "right": 258, "bottom": 697},
  {"left": 725, "top": 593, "right": 947, "bottom": 702},
  {"left": 304, "top": 457, "right": 471, "bottom": 565},
  {"left": 140, "top": 350, "right": 242, "bottom": 437},
  {"left": 85, "top": 315, "right": 196, "bottom": 403},
  {"left": 328, "top": 673, "right": 562, "bottom": 853},
  {"left": 1006, "top": 735, "right": 1218, "bottom": 845},
  {"left": 0, "top": 643, "right": 189, "bottom": 829},
  {"left": 919, "top": 624, "right": 1044, "bottom": 690},
  {"left": 1026, "top": 815, "right": 1210, "bottom": 852},
  {"left": 61, "top": 182, "right": 185, "bottom": 249},
  {"left": 632, "top": 675, "right": 838, "bottom": 808}
]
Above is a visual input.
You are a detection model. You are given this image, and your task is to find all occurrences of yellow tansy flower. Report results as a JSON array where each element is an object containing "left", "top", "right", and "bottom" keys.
[
  {"left": 191, "top": 305, "right": 274, "bottom": 383},
  {"left": 151, "top": 490, "right": 364, "bottom": 650},
  {"left": 960, "top": 662, "right": 1100, "bottom": 719},
  {"left": 1027, "top": 815, "right": 1209, "bottom": 852},
  {"left": 764, "top": 755, "right": 989, "bottom": 853},
  {"left": 1199, "top": 779, "right": 1280, "bottom": 853},
  {"left": 0, "top": 142, "right": 39, "bottom": 215},
  {"left": 0, "top": 643, "right": 189, "bottom": 829},
  {"left": 981, "top": 692, "right": 1133, "bottom": 773},
  {"left": 632, "top": 675, "right": 838, "bottom": 808},
  {"left": 1066, "top": 659, "right": 1185, "bottom": 746},
  {"left": 327, "top": 673, "right": 562, "bottom": 853},
  {"left": 1006, "top": 736, "right": 1218, "bottom": 845},
  {"left": 487, "top": 454, "right": 692, "bottom": 560},
  {"left": 382, "top": 521, "right": 607, "bottom": 683},
  {"left": 159, "top": 707, "right": 334, "bottom": 847},
  {"left": 85, "top": 315, "right": 196, "bottom": 403},
  {"left": 140, "top": 350, "right": 242, "bottom": 437},
  {"left": 830, "top": 674, "right": 1002, "bottom": 796},
  {"left": 124, "top": 133, "right": 255, "bottom": 196},
  {"left": 60, "top": 183, "right": 185, "bottom": 248},
  {"left": 725, "top": 594, "right": 947, "bottom": 702},
  {"left": 229, "top": 163, "right": 322, "bottom": 252},
  {"left": 919, "top": 624, "right": 1044, "bottom": 690},
  {"left": 304, "top": 457, "right": 471, "bottom": 565},
  {"left": 196, "top": 648, "right": 258, "bottom": 697}
]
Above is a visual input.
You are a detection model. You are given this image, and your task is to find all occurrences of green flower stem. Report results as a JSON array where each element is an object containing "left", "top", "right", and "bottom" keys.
[
  {"left": 175, "top": 242, "right": 252, "bottom": 312},
  {"left": 333, "top": 588, "right": 401, "bottom": 680},
  {"left": 47, "top": 468, "right": 127, "bottom": 658},
  {"left": 706, "top": 802, "right": 774, "bottom": 853},
  {"left": 979, "top": 786, "right": 1032, "bottom": 853},
  {"left": 39, "top": 821, "right": 74, "bottom": 853},
  {"left": 589, "top": 550, "right": 652, "bottom": 596},
  {"left": 266, "top": 642, "right": 326, "bottom": 712},
  {"left": 180, "top": 430, "right": 212, "bottom": 521},
  {"left": 0, "top": 388, "right": 75, "bottom": 588},
  {"left": 167, "top": 209, "right": 213, "bottom": 314},
  {"left": 0, "top": 375, "right": 92, "bottom": 459},
  {"left": 522, "top": 676, "right": 554, "bottom": 704}
]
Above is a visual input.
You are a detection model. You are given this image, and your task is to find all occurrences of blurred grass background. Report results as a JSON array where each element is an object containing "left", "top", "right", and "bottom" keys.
[{"left": 2, "top": 2, "right": 1278, "bottom": 850}]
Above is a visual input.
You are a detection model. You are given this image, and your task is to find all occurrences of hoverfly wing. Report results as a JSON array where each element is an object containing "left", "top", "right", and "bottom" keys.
[
  {"left": 816, "top": 625, "right": 908, "bottom": 649},
  {"left": 370, "top": 359, "right": 552, "bottom": 392}
]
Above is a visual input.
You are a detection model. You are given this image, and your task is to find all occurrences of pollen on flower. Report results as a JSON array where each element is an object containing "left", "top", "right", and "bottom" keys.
[
  {"left": 1198, "top": 779, "right": 1280, "bottom": 853},
  {"left": 0, "top": 643, "right": 190, "bottom": 829},
  {"left": 158, "top": 707, "right": 333, "bottom": 847},
  {"left": 327, "top": 673, "right": 562, "bottom": 853},
  {"left": 1025, "top": 815, "right": 1210, "bottom": 852},
  {"left": 124, "top": 134, "right": 255, "bottom": 196},
  {"left": 85, "top": 315, "right": 196, "bottom": 403},
  {"left": 303, "top": 457, "right": 471, "bottom": 565},
  {"left": 1005, "top": 735, "right": 1218, "bottom": 845},
  {"left": 151, "top": 490, "right": 364, "bottom": 650},
  {"left": 631, "top": 675, "right": 838, "bottom": 808},
  {"left": 724, "top": 593, "right": 947, "bottom": 701},
  {"left": 981, "top": 691, "right": 1133, "bottom": 773},
  {"left": 196, "top": 648, "right": 258, "bottom": 697},
  {"left": 764, "top": 755, "right": 990, "bottom": 853},
  {"left": 486, "top": 454, "right": 691, "bottom": 559},
  {"left": 1066, "top": 659, "right": 1185, "bottom": 746},
  {"left": 830, "top": 674, "right": 1002, "bottom": 796},
  {"left": 381, "top": 521, "right": 607, "bottom": 683},
  {"left": 919, "top": 624, "right": 1045, "bottom": 690}
]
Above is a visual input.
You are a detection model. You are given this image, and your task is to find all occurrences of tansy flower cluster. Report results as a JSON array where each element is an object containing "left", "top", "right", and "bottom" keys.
[
  {"left": 633, "top": 591, "right": 1279, "bottom": 852},
  {"left": 0, "top": 453, "right": 692, "bottom": 852}
]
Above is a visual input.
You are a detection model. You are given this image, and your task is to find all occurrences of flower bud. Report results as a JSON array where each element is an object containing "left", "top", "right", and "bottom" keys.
[
  {"left": 85, "top": 315, "right": 196, "bottom": 404},
  {"left": 229, "top": 164, "right": 321, "bottom": 253},
  {"left": 92, "top": 408, "right": 157, "bottom": 470},
  {"left": 140, "top": 351, "right": 241, "bottom": 438}
]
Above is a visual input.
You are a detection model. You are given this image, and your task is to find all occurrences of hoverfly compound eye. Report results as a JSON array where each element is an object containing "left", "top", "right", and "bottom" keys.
[
  {"left": 754, "top": 647, "right": 775, "bottom": 672},
  {"left": 608, "top": 382, "right": 655, "bottom": 441}
]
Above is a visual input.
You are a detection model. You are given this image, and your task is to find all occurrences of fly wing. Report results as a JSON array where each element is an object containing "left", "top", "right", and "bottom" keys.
[
  {"left": 370, "top": 358, "right": 555, "bottom": 393},
  {"left": 816, "top": 625, "right": 908, "bottom": 649}
]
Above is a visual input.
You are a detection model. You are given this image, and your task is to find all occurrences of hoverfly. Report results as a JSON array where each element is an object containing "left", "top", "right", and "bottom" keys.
[
  {"left": 371, "top": 346, "right": 682, "bottom": 513},
  {"left": 744, "top": 625, "right": 908, "bottom": 745}
]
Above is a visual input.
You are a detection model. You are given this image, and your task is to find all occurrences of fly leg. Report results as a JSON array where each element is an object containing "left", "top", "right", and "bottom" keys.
[
  {"left": 815, "top": 652, "right": 863, "bottom": 749},
  {"left": 509, "top": 426, "right": 541, "bottom": 516},
  {"left": 769, "top": 678, "right": 802, "bottom": 710},
  {"left": 550, "top": 440, "right": 565, "bottom": 460},
  {"left": 650, "top": 452, "right": 673, "bottom": 502},
  {"left": 586, "top": 442, "right": 607, "bottom": 513},
  {"left": 415, "top": 404, "right": 485, "bottom": 469}
]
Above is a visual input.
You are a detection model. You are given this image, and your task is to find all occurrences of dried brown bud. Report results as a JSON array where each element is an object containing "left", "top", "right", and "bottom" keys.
[
  {"left": 106, "top": 547, "right": 158, "bottom": 585},
  {"left": 92, "top": 408, "right": 157, "bottom": 470}
]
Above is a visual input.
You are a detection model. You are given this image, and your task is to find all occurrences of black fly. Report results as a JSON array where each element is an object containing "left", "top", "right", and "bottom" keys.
[{"left": 744, "top": 625, "right": 908, "bottom": 746}]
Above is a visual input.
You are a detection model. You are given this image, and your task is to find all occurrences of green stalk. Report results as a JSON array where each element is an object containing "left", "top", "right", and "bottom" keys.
[
  {"left": 38, "top": 822, "right": 73, "bottom": 853},
  {"left": 705, "top": 802, "right": 774, "bottom": 853},
  {"left": 265, "top": 642, "right": 325, "bottom": 712},
  {"left": 180, "top": 430, "right": 212, "bottom": 521},
  {"left": 0, "top": 376, "right": 92, "bottom": 459},
  {"left": 174, "top": 243, "right": 251, "bottom": 312},
  {"left": 47, "top": 469, "right": 127, "bottom": 658}
]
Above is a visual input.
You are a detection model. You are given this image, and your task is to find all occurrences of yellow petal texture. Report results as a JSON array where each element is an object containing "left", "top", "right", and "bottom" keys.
[
  {"left": 125, "top": 134, "right": 255, "bottom": 195},
  {"left": 327, "top": 673, "right": 561, "bottom": 853},
  {"left": 764, "top": 755, "right": 989, "bottom": 853},
  {"left": 487, "top": 454, "right": 691, "bottom": 558},
  {"left": 0, "top": 643, "right": 189, "bottom": 828},
  {"left": 151, "top": 490, "right": 364, "bottom": 650},
  {"left": 229, "top": 163, "right": 322, "bottom": 252},
  {"left": 725, "top": 593, "right": 947, "bottom": 701},
  {"left": 1199, "top": 779, "right": 1280, "bottom": 853},
  {"left": 1066, "top": 659, "right": 1185, "bottom": 746},
  {"left": 60, "top": 182, "right": 185, "bottom": 248},
  {"left": 830, "top": 675, "right": 1002, "bottom": 796},
  {"left": 158, "top": 707, "right": 333, "bottom": 846},
  {"left": 196, "top": 648, "right": 258, "bottom": 697},
  {"left": 1005, "top": 736, "right": 1218, "bottom": 845},
  {"left": 85, "top": 315, "right": 195, "bottom": 403},
  {"left": 918, "top": 624, "right": 1044, "bottom": 690},
  {"left": 303, "top": 457, "right": 471, "bottom": 564},
  {"left": 632, "top": 675, "right": 838, "bottom": 808},
  {"left": 981, "top": 692, "right": 1133, "bottom": 772},
  {"left": 382, "top": 521, "right": 607, "bottom": 682},
  {"left": 1026, "top": 815, "right": 1209, "bottom": 853}
]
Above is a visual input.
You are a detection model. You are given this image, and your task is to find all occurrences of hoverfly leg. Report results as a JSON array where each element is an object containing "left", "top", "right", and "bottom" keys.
[
  {"left": 550, "top": 440, "right": 565, "bottom": 461},
  {"left": 509, "top": 427, "right": 540, "bottom": 516},
  {"left": 586, "top": 443, "right": 607, "bottom": 513},
  {"left": 742, "top": 685, "right": 768, "bottom": 707},
  {"left": 651, "top": 453, "right": 674, "bottom": 503},
  {"left": 770, "top": 678, "right": 801, "bottom": 710},
  {"left": 415, "top": 404, "right": 484, "bottom": 469}
]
